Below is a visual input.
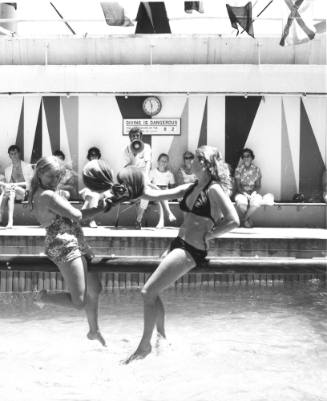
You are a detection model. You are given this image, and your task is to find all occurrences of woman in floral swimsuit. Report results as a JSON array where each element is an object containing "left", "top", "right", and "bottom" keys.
[{"left": 28, "top": 156, "right": 112, "bottom": 346}]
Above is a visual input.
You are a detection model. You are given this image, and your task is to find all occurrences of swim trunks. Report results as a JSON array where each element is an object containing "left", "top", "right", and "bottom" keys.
[{"left": 169, "top": 236, "right": 207, "bottom": 266}]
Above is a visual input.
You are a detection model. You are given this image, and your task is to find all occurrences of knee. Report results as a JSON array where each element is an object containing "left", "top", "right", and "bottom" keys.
[
  {"left": 235, "top": 194, "right": 248, "bottom": 209},
  {"left": 71, "top": 294, "right": 86, "bottom": 309},
  {"left": 141, "top": 287, "right": 157, "bottom": 305},
  {"left": 88, "top": 281, "right": 102, "bottom": 297},
  {"left": 250, "top": 195, "right": 262, "bottom": 208}
]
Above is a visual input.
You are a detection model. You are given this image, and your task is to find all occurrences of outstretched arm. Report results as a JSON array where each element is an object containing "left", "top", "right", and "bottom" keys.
[
  {"left": 46, "top": 191, "right": 105, "bottom": 222},
  {"left": 142, "top": 183, "right": 192, "bottom": 201}
]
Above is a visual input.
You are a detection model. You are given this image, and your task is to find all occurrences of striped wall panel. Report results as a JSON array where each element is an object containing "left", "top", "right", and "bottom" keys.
[{"left": 0, "top": 95, "right": 325, "bottom": 201}]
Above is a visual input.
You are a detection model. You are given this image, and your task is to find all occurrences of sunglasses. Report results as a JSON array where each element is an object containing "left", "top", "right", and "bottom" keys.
[
  {"left": 197, "top": 156, "right": 208, "bottom": 165},
  {"left": 184, "top": 156, "right": 194, "bottom": 160}
]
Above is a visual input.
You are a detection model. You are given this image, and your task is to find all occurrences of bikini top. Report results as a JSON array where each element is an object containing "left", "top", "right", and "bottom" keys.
[{"left": 179, "top": 181, "right": 215, "bottom": 223}]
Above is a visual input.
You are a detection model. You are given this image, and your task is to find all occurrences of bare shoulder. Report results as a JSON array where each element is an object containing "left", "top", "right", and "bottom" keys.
[
  {"left": 40, "top": 190, "right": 68, "bottom": 207},
  {"left": 208, "top": 182, "right": 226, "bottom": 198}
]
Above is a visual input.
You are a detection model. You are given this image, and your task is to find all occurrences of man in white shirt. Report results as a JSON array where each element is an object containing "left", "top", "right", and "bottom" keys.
[
  {"left": 124, "top": 128, "right": 152, "bottom": 173},
  {"left": 0, "top": 145, "right": 34, "bottom": 228},
  {"left": 123, "top": 128, "right": 152, "bottom": 228}
]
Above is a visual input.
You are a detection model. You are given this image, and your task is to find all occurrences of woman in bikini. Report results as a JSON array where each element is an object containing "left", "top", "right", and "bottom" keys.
[
  {"left": 29, "top": 156, "right": 113, "bottom": 346},
  {"left": 95, "top": 146, "right": 239, "bottom": 362}
]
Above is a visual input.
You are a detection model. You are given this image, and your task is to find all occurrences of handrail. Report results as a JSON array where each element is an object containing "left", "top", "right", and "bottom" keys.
[{"left": 0, "top": 17, "right": 325, "bottom": 23}]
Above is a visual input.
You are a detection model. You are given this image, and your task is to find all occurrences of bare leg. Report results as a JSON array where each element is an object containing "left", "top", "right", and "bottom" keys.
[
  {"left": 136, "top": 206, "right": 146, "bottom": 224},
  {"left": 161, "top": 200, "right": 176, "bottom": 224},
  {"left": 82, "top": 198, "right": 90, "bottom": 211},
  {"left": 244, "top": 205, "right": 259, "bottom": 221},
  {"left": 0, "top": 192, "right": 5, "bottom": 224},
  {"left": 235, "top": 194, "right": 249, "bottom": 226},
  {"left": 156, "top": 202, "right": 165, "bottom": 228},
  {"left": 83, "top": 194, "right": 99, "bottom": 227},
  {"left": 85, "top": 271, "right": 106, "bottom": 346},
  {"left": 244, "top": 195, "right": 262, "bottom": 227},
  {"left": 155, "top": 295, "right": 166, "bottom": 338},
  {"left": 6, "top": 191, "right": 15, "bottom": 228},
  {"left": 36, "top": 256, "right": 105, "bottom": 346},
  {"left": 136, "top": 198, "right": 149, "bottom": 227},
  {"left": 124, "top": 249, "right": 195, "bottom": 363}
]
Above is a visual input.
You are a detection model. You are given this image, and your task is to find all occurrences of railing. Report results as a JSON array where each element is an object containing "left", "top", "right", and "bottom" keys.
[{"left": 0, "top": 16, "right": 325, "bottom": 38}]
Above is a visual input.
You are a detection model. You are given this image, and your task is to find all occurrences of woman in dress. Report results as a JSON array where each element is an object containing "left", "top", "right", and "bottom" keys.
[{"left": 234, "top": 148, "right": 262, "bottom": 228}]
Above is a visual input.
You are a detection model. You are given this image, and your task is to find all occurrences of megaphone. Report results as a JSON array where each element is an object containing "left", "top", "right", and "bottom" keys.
[{"left": 130, "top": 139, "right": 144, "bottom": 154}]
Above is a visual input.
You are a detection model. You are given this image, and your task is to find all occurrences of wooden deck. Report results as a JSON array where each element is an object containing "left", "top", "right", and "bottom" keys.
[
  {"left": 0, "top": 226, "right": 325, "bottom": 292},
  {"left": 0, "top": 226, "right": 326, "bottom": 269}
]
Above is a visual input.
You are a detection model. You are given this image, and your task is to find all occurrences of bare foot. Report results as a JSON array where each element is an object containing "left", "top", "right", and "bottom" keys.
[
  {"left": 156, "top": 222, "right": 164, "bottom": 229},
  {"left": 89, "top": 220, "right": 98, "bottom": 228},
  {"left": 87, "top": 330, "right": 107, "bottom": 347},
  {"left": 33, "top": 289, "right": 47, "bottom": 309},
  {"left": 5, "top": 223, "right": 13, "bottom": 229},
  {"left": 123, "top": 345, "right": 152, "bottom": 364},
  {"left": 154, "top": 332, "right": 166, "bottom": 346},
  {"left": 154, "top": 333, "right": 171, "bottom": 355}
]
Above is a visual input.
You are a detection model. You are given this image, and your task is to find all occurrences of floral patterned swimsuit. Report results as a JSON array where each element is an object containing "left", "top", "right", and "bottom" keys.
[{"left": 45, "top": 215, "right": 90, "bottom": 265}]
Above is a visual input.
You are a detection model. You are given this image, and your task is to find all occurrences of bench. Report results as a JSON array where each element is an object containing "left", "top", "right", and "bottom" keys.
[
  {"left": 246, "top": 202, "right": 327, "bottom": 228},
  {"left": 1, "top": 200, "right": 326, "bottom": 228}
]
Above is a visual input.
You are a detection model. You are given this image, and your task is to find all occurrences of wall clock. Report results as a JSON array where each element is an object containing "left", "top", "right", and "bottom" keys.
[{"left": 142, "top": 96, "right": 162, "bottom": 116}]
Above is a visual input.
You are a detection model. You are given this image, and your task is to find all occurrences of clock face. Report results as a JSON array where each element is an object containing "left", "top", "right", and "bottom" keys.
[{"left": 142, "top": 96, "right": 162, "bottom": 116}]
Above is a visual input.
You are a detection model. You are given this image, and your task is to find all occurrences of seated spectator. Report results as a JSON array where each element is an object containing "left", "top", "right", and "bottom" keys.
[
  {"left": 176, "top": 151, "right": 197, "bottom": 185},
  {"left": 79, "top": 147, "right": 102, "bottom": 228},
  {"left": 323, "top": 169, "right": 327, "bottom": 203},
  {"left": 0, "top": 145, "right": 34, "bottom": 228},
  {"left": 123, "top": 128, "right": 152, "bottom": 229},
  {"left": 0, "top": 171, "right": 5, "bottom": 215},
  {"left": 53, "top": 150, "right": 78, "bottom": 200},
  {"left": 147, "top": 153, "right": 176, "bottom": 228},
  {"left": 234, "top": 148, "right": 273, "bottom": 228}
]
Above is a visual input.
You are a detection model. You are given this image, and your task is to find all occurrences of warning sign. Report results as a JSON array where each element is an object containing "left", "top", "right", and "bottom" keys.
[{"left": 123, "top": 119, "right": 181, "bottom": 136}]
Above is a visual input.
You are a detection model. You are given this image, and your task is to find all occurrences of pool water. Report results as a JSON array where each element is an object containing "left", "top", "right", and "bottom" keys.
[{"left": 1, "top": 281, "right": 327, "bottom": 401}]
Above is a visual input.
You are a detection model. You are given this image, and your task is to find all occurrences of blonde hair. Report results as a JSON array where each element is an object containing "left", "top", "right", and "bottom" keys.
[
  {"left": 28, "top": 156, "right": 65, "bottom": 209},
  {"left": 196, "top": 145, "right": 232, "bottom": 194}
]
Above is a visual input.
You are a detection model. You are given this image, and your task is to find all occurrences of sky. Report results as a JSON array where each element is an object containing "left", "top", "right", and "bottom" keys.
[{"left": 0, "top": 0, "right": 326, "bottom": 37}]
